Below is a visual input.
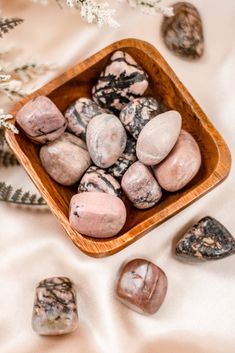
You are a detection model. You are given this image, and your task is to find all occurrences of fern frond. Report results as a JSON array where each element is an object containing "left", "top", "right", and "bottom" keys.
[
  {"left": 0, "top": 17, "right": 24, "bottom": 38},
  {"left": 0, "top": 150, "right": 19, "bottom": 167},
  {"left": 0, "top": 182, "right": 47, "bottom": 206}
]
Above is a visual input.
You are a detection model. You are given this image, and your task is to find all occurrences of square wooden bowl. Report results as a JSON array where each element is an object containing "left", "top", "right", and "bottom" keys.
[{"left": 6, "top": 39, "right": 231, "bottom": 258}]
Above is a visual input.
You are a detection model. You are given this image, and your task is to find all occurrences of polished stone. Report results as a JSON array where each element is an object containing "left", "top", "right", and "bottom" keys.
[
  {"left": 65, "top": 97, "right": 104, "bottom": 140},
  {"left": 162, "top": 2, "right": 204, "bottom": 59},
  {"left": 40, "top": 132, "right": 91, "bottom": 185},
  {"left": 153, "top": 130, "right": 201, "bottom": 192},
  {"left": 107, "top": 135, "right": 137, "bottom": 179},
  {"left": 78, "top": 166, "right": 122, "bottom": 198},
  {"left": 32, "top": 277, "right": 78, "bottom": 336},
  {"left": 86, "top": 113, "right": 127, "bottom": 168},
  {"left": 121, "top": 161, "right": 162, "bottom": 209},
  {"left": 176, "top": 217, "right": 235, "bottom": 261},
  {"left": 136, "top": 110, "right": 182, "bottom": 165},
  {"left": 119, "top": 97, "right": 164, "bottom": 140},
  {"left": 69, "top": 192, "right": 127, "bottom": 238},
  {"left": 16, "top": 96, "right": 67, "bottom": 144},
  {"left": 92, "top": 51, "right": 149, "bottom": 114},
  {"left": 116, "top": 259, "right": 168, "bottom": 315}
]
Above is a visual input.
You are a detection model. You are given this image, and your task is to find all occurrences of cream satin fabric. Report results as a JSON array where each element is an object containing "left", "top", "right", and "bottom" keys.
[{"left": 0, "top": 1, "right": 235, "bottom": 352}]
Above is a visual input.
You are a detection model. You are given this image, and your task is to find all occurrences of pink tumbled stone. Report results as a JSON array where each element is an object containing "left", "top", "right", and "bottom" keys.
[
  {"left": 136, "top": 110, "right": 182, "bottom": 165},
  {"left": 116, "top": 259, "right": 168, "bottom": 315},
  {"left": 16, "top": 96, "right": 67, "bottom": 144},
  {"left": 86, "top": 113, "right": 127, "bottom": 168},
  {"left": 40, "top": 132, "right": 91, "bottom": 186},
  {"left": 121, "top": 161, "right": 162, "bottom": 209},
  {"left": 153, "top": 130, "right": 202, "bottom": 192},
  {"left": 69, "top": 192, "right": 127, "bottom": 238}
]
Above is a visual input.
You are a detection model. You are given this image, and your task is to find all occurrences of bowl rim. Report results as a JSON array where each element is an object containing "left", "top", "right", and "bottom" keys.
[{"left": 5, "top": 38, "right": 232, "bottom": 257}]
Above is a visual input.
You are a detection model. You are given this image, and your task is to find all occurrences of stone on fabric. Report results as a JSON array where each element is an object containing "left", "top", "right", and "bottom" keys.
[
  {"left": 69, "top": 192, "right": 126, "bottom": 238},
  {"left": 153, "top": 130, "right": 201, "bottom": 192},
  {"left": 116, "top": 259, "right": 168, "bottom": 315},
  {"left": 136, "top": 110, "right": 182, "bottom": 166},
  {"left": 16, "top": 96, "right": 67, "bottom": 144},
  {"left": 78, "top": 166, "right": 122, "bottom": 198},
  {"left": 40, "top": 132, "right": 91, "bottom": 185},
  {"left": 121, "top": 161, "right": 162, "bottom": 209},
  {"left": 86, "top": 113, "right": 127, "bottom": 168},
  {"left": 161, "top": 2, "right": 204, "bottom": 59},
  {"left": 65, "top": 97, "right": 105, "bottom": 140},
  {"left": 32, "top": 277, "right": 78, "bottom": 336},
  {"left": 176, "top": 216, "right": 235, "bottom": 261},
  {"left": 92, "top": 51, "right": 149, "bottom": 114},
  {"left": 107, "top": 135, "right": 137, "bottom": 179},
  {"left": 119, "top": 97, "right": 164, "bottom": 140}
]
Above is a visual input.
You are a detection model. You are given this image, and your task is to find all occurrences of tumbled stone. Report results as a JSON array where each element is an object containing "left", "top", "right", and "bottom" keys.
[
  {"left": 116, "top": 259, "right": 168, "bottom": 315},
  {"left": 65, "top": 97, "right": 105, "bottom": 140},
  {"left": 119, "top": 97, "right": 165, "bottom": 140},
  {"left": 86, "top": 113, "right": 127, "bottom": 168},
  {"left": 40, "top": 132, "right": 91, "bottom": 185},
  {"left": 92, "top": 51, "right": 149, "bottom": 115},
  {"left": 153, "top": 130, "right": 201, "bottom": 192},
  {"left": 32, "top": 277, "right": 78, "bottom": 336},
  {"left": 136, "top": 110, "right": 182, "bottom": 166},
  {"left": 16, "top": 96, "right": 67, "bottom": 144},
  {"left": 176, "top": 217, "right": 235, "bottom": 261},
  {"left": 121, "top": 161, "right": 162, "bottom": 209},
  {"left": 162, "top": 2, "right": 204, "bottom": 59},
  {"left": 69, "top": 192, "right": 126, "bottom": 238},
  {"left": 78, "top": 166, "right": 122, "bottom": 198},
  {"left": 107, "top": 135, "right": 137, "bottom": 179}
]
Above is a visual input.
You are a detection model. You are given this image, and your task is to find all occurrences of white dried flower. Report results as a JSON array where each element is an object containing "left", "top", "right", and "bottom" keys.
[
  {"left": 0, "top": 79, "right": 27, "bottom": 100},
  {"left": 0, "top": 67, "right": 11, "bottom": 82},
  {"left": 66, "top": 0, "right": 119, "bottom": 27},
  {"left": 128, "top": 0, "right": 173, "bottom": 17},
  {"left": 0, "top": 109, "right": 18, "bottom": 134}
]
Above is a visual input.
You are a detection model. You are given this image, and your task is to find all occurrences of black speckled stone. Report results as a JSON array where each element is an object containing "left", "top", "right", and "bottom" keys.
[
  {"left": 176, "top": 216, "right": 235, "bottom": 261},
  {"left": 92, "top": 51, "right": 149, "bottom": 115},
  {"left": 107, "top": 135, "right": 137, "bottom": 179},
  {"left": 119, "top": 97, "right": 167, "bottom": 140},
  {"left": 162, "top": 2, "right": 204, "bottom": 60},
  {"left": 78, "top": 166, "right": 122, "bottom": 198}
]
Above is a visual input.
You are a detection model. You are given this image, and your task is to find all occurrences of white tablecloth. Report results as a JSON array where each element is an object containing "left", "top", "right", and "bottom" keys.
[{"left": 1, "top": 1, "right": 235, "bottom": 352}]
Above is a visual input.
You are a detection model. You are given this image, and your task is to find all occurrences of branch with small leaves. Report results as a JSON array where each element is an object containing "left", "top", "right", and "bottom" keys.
[
  {"left": 0, "top": 182, "right": 46, "bottom": 206},
  {"left": 0, "top": 14, "right": 48, "bottom": 207},
  {"left": 0, "top": 17, "right": 24, "bottom": 37},
  {"left": 33, "top": 0, "right": 173, "bottom": 27}
]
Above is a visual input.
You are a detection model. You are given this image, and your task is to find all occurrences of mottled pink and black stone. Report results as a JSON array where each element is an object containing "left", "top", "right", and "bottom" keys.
[
  {"left": 107, "top": 135, "right": 137, "bottom": 179},
  {"left": 92, "top": 51, "right": 149, "bottom": 115},
  {"left": 119, "top": 97, "right": 166, "bottom": 140},
  {"left": 16, "top": 96, "right": 67, "bottom": 144},
  {"left": 116, "top": 259, "right": 168, "bottom": 315},
  {"left": 78, "top": 166, "right": 122, "bottom": 198},
  {"left": 176, "top": 217, "right": 235, "bottom": 261},
  {"left": 65, "top": 97, "right": 105, "bottom": 140},
  {"left": 162, "top": 2, "right": 204, "bottom": 60},
  {"left": 32, "top": 277, "right": 78, "bottom": 336},
  {"left": 121, "top": 161, "right": 162, "bottom": 209}
]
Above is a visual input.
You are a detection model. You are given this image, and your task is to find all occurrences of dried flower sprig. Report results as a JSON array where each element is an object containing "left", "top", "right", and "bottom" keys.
[
  {"left": 33, "top": 0, "right": 173, "bottom": 27},
  {"left": 0, "top": 17, "right": 24, "bottom": 38},
  {"left": 127, "top": 0, "right": 173, "bottom": 17},
  {"left": 0, "top": 109, "right": 18, "bottom": 134},
  {"left": 67, "top": 0, "right": 119, "bottom": 27},
  {"left": 11, "top": 62, "right": 55, "bottom": 83}
]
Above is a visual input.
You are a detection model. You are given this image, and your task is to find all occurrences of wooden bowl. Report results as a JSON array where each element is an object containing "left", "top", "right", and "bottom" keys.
[{"left": 6, "top": 39, "right": 231, "bottom": 258}]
